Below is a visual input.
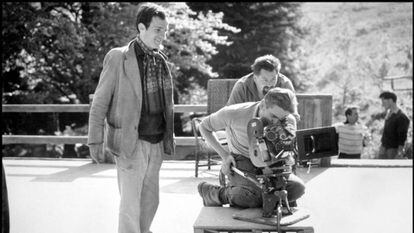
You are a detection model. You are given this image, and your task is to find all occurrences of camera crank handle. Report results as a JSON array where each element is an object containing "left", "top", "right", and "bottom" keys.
[
  {"left": 307, "top": 161, "right": 312, "bottom": 174},
  {"left": 274, "top": 149, "right": 285, "bottom": 159},
  {"left": 231, "top": 166, "right": 263, "bottom": 189}
]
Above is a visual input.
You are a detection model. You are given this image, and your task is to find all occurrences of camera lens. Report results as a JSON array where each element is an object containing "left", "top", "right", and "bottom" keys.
[{"left": 264, "top": 128, "right": 278, "bottom": 142}]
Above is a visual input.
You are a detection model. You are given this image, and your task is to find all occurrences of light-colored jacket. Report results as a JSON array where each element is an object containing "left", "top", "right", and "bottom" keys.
[{"left": 88, "top": 40, "right": 175, "bottom": 158}]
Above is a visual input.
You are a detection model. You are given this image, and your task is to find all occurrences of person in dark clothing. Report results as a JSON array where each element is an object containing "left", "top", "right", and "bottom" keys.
[
  {"left": 378, "top": 91, "right": 410, "bottom": 159},
  {"left": 2, "top": 163, "right": 10, "bottom": 233}
]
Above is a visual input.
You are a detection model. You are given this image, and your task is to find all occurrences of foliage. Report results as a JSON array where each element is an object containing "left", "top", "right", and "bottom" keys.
[
  {"left": 2, "top": 2, "right": 238, "bottom": 102},
  {"left": 160, "top": 2, "right": 240, "bottom": 100},
  {"left": 187, "top": 2, "right": 308, "bottom": 91},
  {"left": 2, "top": 2, "right": 133, "bottom": 104},
  {"left": 3, "top": 2, "right": 412, "bottom": 159},
  {"left": 2, "top": 2, "right": 238, "bottom": 137},
  {"left": 299, "top": 2, "right": 413, "bottom": 158}
]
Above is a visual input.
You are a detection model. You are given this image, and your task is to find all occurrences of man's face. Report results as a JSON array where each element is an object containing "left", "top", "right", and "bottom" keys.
[
  {"left": 381, "top": 98, "right": 392, "bottom": 110},
  {"left": 261, "top": 104, "right": 290, "bottom": 125},
  {"left": 347, "top": 109, "right": 359, "bottom": 124},
  {"left": 139, "top": 16, "right": 168, "bottom": 50},
  {"left": 254, "top": 69, "right": 278, "bottom": 96}
]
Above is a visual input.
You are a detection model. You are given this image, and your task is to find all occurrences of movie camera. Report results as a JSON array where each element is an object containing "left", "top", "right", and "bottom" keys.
[{"left": 231, "top": 116, "right": 338, "bottom": 230}]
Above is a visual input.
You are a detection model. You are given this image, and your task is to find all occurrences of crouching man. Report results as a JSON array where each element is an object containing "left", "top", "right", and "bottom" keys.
[{"left": 197, "top": 87, "right": 305, "bottom": 209}]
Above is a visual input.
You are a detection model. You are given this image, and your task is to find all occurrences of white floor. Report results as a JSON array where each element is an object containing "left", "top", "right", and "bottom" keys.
[{"left": 3, "top": 158, "right": 413, "bottom": 233}]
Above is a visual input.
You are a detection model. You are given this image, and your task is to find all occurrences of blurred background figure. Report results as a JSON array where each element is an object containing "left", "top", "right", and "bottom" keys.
[
  {"left": 334, "top": 106, "right": 370, "bottom": 159},
  {"left": 378, "top": 91, "right": 410, "bottom": 159}
]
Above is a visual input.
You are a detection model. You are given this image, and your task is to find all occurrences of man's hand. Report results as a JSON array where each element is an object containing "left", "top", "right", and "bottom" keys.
[
  {"left": 89, "top": 144, "right": 103, "bottom": 164},
  {"left": 221, "top": 155, "right": 236, "bottom": 176},
  {"left": 396, "top": 145, "right": 405, "bottom": 159}
]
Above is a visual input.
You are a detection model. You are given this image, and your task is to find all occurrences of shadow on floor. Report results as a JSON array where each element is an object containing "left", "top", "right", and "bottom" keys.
[
  {"left": 160, "top": 166, "right": 330, "bottom": 195},
  {"left": 295, "top": 167, "right": 329, "bottom": 184},
  {"left": 6, "top": 163, "right": 116, "bottom": 182}
]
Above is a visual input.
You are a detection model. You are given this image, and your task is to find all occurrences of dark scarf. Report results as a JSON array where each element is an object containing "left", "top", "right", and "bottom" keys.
[{"left": 135, "top": 36, "right": 172, "bottom": 114}]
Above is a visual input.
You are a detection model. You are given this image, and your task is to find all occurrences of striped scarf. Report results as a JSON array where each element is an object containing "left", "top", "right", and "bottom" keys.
[{"left": 135, "top": 36, "right": 172, "bottom": 114}]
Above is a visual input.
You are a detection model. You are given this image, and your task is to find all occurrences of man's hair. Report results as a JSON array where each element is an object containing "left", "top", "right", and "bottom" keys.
[
  {"left": 344, "top": 105, "right": 359, "bottom": 124},
  {"left": 379, "top": 91, "right": 397, "bottom": 102},
  {"left": 136, "top": 3, "right": 167, "bottom": 33},
  {"left": 263, "top": 87, "right": 297, "bottom": 113},
  {"left": 251, "top": 54, "right": 281, "bottom": 75}
]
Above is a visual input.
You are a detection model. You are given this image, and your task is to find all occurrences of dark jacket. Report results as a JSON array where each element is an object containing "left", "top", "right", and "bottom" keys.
[{"left": 381, "top": 109, "right": 410, "bottom": 148}]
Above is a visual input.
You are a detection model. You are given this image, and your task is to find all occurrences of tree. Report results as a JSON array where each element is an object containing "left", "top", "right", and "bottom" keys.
[
  {"left": 299, "top": 2, "right": 412, "bottom": 158},
  {"left": 160, "top": 3, "right": 240, "bottom": 102},
  {"left": 2, "top": 2, "right": 239, "bottom": 138},
  {"left": 2, "top": 2, "right": 239, "bottom": 103},
  {"left": 187, "top": 2, "right": 308, "bottom": 91}
]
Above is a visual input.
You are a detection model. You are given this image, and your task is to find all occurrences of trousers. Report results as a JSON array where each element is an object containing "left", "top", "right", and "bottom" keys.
[
  {"left": 222, "top": 154, "right": 305, "bottom": 208},
  {"left": 338, "top": 152, "right": 361, "bottom": 159},
  {"left": 114, "top": 139, "right": 163, "bottom": 233},
  {"left": 378, "top": 145, "right": 399, "bottom": 159}
]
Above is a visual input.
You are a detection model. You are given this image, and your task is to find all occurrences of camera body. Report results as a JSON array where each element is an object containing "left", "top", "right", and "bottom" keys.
[
  {"left": 245, "top": 117, "right": 338, "bottom": 219},
  {"left": 263, "top": 122, "right": 296, "bottom": 154},
  {"left": 247, "top": 117, "right": 297, "bottom": 218},
  {"left": 247, "top": 117, "right": 296, "bottom": 168}
]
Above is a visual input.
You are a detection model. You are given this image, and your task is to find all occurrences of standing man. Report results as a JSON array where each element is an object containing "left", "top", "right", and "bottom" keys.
[
  {"left": 334, "top": 106, "right": 370, "bottom": 159},
  {"left": 226, "top": 54, "right": 300, "bottom": 120},
  {"left": 197, "top": 88, "right": 305, "bottom": 209},
  {"left": 88, "top": 3, "right": 174, "bottom": 233},
  {"left": 378, "top": 91, "right": 410, "bottom": 159}
]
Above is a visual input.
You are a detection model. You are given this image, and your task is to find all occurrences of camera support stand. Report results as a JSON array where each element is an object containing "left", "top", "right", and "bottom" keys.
[
  {"left": 230, "top": 117, "right": 312, "bottom": 232},
  {"left": 231, "top": 166, "right": 310, "bottom": 233}
]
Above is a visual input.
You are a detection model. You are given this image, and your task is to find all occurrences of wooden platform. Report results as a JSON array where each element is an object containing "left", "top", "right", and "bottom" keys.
[{"left": 193, "top": 207, "right": 314, "bottom": 233}]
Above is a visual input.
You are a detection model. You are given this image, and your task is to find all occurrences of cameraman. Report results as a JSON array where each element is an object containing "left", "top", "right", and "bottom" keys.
[{"left": 197, "top": 88, "right": 305, "bottom": 209}]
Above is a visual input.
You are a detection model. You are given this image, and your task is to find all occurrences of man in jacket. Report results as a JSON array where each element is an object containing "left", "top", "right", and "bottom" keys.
[{"left": 88, "top": 3, "right": 174, "bottom": 233}]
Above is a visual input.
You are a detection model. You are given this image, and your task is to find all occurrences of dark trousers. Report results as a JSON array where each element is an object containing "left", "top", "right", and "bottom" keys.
[
  {"left": 221, "top": 154, "right": 305, "bottom": 208},
  {"left": 338, "top": 152, "right": 361, "bottom": 159}
]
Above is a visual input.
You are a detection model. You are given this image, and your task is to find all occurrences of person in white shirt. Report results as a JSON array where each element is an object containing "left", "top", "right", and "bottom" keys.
[{"left": 334, "top": 106, "right": 370, "bottom": 159}]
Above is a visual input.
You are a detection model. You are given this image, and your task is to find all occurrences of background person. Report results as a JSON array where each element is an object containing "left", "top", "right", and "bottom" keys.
[
  {"left": 226, "top": 54, "right": 300, "bottom": 120},
  {"left": 334, "top": 106, "right": 370, "bottom": 159},
  {"left": 378, "top": 91, "right": 410, "bottom": 159}
]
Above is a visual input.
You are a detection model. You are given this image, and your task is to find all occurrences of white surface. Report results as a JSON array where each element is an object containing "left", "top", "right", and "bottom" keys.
[{"left": 3, "top": 158, "right": 413, "bottom": 233}]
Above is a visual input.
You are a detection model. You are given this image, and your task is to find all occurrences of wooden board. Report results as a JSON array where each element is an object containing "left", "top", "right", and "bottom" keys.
[
  {"left": 233, "top": 207, "right": 310, "bottom": 226},
  {"left": 193, "top": 206, "right": 314, "bottom": 233}
]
